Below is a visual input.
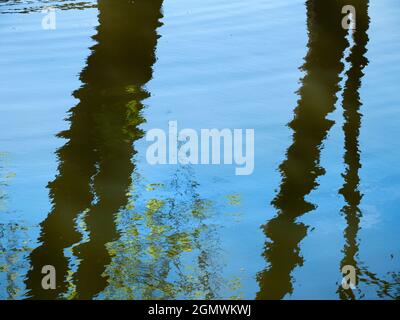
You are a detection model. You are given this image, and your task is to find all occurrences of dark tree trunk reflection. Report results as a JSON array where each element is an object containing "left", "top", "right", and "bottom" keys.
[{"left": 25, "top": 0, "right": 163, "bottom": 299}]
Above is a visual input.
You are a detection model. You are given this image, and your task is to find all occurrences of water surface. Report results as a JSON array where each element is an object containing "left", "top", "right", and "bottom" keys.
[{"left": 0, "top": 0, "right": 399, "bottom": 299}]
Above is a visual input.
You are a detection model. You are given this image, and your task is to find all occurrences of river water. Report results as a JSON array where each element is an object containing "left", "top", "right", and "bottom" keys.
[{"left": 0, "top": 0, "right": 399, "bottom": 299}]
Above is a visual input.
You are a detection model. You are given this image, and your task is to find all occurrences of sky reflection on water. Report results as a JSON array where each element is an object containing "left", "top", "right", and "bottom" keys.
[{"left": 0, "top": 0, "right": 400, "bottom": 299}]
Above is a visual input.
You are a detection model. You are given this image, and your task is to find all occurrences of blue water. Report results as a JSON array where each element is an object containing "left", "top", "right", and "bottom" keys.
[{"left": 0, "top": 0, "right": 399, "bottom": 299}]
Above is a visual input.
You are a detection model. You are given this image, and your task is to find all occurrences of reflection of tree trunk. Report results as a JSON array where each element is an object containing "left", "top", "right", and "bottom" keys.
[
  {"left": 25, "top": 0, "right": 163, "bottom": 300},
  {"left": 25, "top": 113, "right": 96, "bottom": 299},
  {"left": 257, "top": 0, "right": 349, "bottom": 300},
  {"left": 338, "top": 0, "right": 370, "bottom": 300}
]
